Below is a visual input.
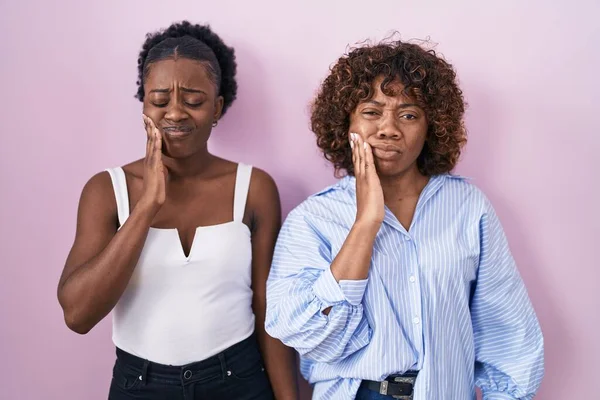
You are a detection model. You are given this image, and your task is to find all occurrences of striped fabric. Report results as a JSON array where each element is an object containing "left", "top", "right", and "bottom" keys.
[{"left": 265, "top": 174, "right": 544, "bottom": 400}]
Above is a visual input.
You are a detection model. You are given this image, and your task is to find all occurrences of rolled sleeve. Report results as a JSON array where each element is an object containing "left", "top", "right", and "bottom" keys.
[{"left": 313, "top": 267, "right": 369, "bottom": 306}]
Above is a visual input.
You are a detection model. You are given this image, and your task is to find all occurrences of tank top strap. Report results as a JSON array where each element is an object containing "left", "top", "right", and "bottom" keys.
[
  {"left": 233, "top": 163, "right": 253, "bottom": 222},
  {"left": 105, "top": 167, "right": 130, "bottom": 227}
]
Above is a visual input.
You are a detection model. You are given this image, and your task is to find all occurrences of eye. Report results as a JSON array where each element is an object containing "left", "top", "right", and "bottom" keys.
[
  {"left": 361, "top": 109, "right": 380, "bottom": 117},
  {"left": 401, "top": 114, "right": 417, "bottom": 120},
  {"left": 185, "top": 101, "right": 203, "bottom": 108},
  {"left": 150, "top": 97, "right": 169, "bottom": 107}
]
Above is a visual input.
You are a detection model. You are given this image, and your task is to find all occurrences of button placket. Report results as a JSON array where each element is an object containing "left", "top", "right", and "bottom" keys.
[{"left": 407, "top": 238, "right": 424, "bottom": 356}]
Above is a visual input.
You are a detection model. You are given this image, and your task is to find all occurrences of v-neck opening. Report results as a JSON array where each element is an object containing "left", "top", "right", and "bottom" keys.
[
  {"left": 381, "top": 174, "right": 447, "bottom": 235},
  {"left": 131, "top": 163, "right": 253, "bottom": 262},
  {"left": 149, "top": 221, "right": 251, "bottom": 261}
]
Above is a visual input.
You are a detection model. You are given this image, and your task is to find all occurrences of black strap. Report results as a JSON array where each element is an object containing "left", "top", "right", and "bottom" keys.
[{"left": 360, "top": 380, "right": 414, "bottom": 396}]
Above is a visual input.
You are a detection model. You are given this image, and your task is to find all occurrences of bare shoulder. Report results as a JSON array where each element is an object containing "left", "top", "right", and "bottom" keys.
[
  {"left": 82, "top": 159, "right": 143, "bottom": 210},
  {"left": 248, "top": 167, "right": 280, "bottom": 206},
  {"left": 246, "top": 166, "right": 281, "bottom": 229},
  {"left": 62, "top": 169, "right": 120, "bottom": 280},
  {"left": 79, "top": 170, "right": 117, "bottom": 212}
]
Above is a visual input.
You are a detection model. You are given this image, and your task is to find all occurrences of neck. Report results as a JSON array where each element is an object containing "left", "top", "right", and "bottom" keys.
[
  {"left": 379, "top": 166, "right": 430, "bottom": 202},
  {"left": 161, "top": 147, "right": 215, "bottom": 179}
]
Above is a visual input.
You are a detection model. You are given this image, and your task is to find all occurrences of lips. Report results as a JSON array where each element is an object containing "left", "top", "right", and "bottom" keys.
[
  {"left": 162, "top": 126, "right": 193, "bottom": 138},
  {"left": 371, "top": 143, "right": 401, "bottom": 161}
]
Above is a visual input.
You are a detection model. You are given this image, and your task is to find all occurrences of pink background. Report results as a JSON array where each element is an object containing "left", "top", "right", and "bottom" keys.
[{"left": 1, "top": 0, "right": 598, "bottom": 399}]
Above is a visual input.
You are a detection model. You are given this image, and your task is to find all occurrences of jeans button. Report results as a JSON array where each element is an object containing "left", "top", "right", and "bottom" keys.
[{"left": 184, "top": 370, "right": 192, "bottom": 379}]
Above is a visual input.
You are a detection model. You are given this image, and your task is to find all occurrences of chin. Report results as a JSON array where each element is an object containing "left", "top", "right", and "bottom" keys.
[
  {"left": 375, "top": 157, "right": 421, "bottom": 178},
  {"left": 374, "top": 161, "right": 403, "bottom": 177},
  {"left": 162, "top": 146, "right": 197, "bottom": 159}
]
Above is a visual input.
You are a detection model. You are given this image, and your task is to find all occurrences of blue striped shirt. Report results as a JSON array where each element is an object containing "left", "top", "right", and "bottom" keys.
[{"left": 265, "top": 174, "right": 544, "bottom": 400}]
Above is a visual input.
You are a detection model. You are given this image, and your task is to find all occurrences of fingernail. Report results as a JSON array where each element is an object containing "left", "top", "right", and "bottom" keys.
[
  {"left": 350, "top": 133, "right": 357, "bottom": 141},
  {"left": 350, "top": 140, "right": 354, "bottom": 149},
  {"left": 363, "top": 142, "right": 368, "bottom": 149}
]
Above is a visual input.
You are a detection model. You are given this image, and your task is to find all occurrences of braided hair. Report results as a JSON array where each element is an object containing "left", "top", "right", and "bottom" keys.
[{"left": 135, "top": 21, "right": 238, "bottom": 116}]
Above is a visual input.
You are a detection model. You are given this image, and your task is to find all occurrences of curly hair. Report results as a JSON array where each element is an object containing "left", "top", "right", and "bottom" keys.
[
  {"left": 135, "top": 21, "right": 238, "bottom": 116},
  {"left": 311, "top": 39, "right": 467, "bottom": 176}
]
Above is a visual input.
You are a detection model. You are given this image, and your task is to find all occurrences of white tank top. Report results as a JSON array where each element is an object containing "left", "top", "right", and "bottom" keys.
[{"left": 106, "top": 164, "right": 255, "bottom": 365}]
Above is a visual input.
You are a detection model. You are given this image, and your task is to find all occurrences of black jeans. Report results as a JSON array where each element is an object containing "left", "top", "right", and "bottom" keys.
[{"left": 108, "top": 335, "right": 274, "bottom": 400}]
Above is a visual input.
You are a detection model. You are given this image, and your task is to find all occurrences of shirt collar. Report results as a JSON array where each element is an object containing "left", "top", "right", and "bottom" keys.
[{"left": 339, "top": 173, "right": 460, "bottom": 233}]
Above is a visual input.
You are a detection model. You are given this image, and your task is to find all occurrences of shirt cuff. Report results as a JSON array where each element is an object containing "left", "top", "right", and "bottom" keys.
[
  {"left": 483, "top": 393, "right": 517, "bottom": 400},
  {"left": 313, "top": 267, "right": 368, "bottom": 306}
]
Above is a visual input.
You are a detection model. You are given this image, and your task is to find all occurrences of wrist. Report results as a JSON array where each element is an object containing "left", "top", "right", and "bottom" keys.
[
  {"left": 352, "top": 218, "right": 382, "bottom": 237},
  {"left": 133, "top": 197, "right": 161, "bottom": 221}
]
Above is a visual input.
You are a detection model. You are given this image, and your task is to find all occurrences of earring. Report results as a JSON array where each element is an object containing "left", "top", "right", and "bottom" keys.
[{"left": 212, "top": 121, "right": 218, "bottom": 127}]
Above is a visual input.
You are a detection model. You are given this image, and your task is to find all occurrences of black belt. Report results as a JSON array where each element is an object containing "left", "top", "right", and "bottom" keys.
[{"left": 360, "top": 371, "right": 418, "bottom": 399}]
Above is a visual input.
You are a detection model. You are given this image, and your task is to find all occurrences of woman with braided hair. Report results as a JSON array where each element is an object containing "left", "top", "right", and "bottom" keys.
[{"left": 57, "top": 21, "right": 297, "bottom": 400}]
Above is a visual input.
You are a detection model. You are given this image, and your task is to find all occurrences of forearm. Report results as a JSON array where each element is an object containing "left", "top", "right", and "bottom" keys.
[
  {"left": 318, "top": 220, "right": 378, "bottom": 316},
  {"left": 59, "top": 202, "right": 157, "bottom": 333},
  {"left": 329, "top": 220, "right": 379, "bottom": 281},
  {"left": 256, "top": 321, "right": 298, "bottom": 400}
]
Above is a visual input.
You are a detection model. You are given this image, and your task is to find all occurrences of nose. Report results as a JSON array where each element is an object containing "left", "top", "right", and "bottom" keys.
[
  {"left": 164, "top": 98, "right": 189, "bottom": 123},
  {"left": 376, "top": 113, "right": 402, "bottom": 140}
]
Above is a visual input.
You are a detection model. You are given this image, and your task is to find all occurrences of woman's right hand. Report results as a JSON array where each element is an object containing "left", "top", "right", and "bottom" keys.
[
  {"left": 140, "top": 114, "right": 167, "bottom": 213},
  {"left": 350, "top": 132, "right": 384, "bottom": 230}
]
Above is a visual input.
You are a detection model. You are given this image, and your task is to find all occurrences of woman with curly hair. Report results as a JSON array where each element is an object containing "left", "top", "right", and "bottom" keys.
[
  {"left": 265, "top": 39, "right": 543, "bottom": 400},
  {"left": 57, "top": 21, "right": 297, "bottom": 400}
]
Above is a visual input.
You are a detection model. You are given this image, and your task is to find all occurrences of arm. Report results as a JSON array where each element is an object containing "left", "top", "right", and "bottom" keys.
[
  {"left": 57, "top": 116, "right": 166, "bottom": 334},
  {"left": 265, "top": 132, "right": 382, "bottom": 364},
  {"left": 472, "top": 200, "right": 544, "bottom": 399},
  {"left": 265, "top": 212, "right": 374, "bottom": 364},
  {"left": 248, "top": 168, "right": 298, "bottom": 400},
  {"left": 330, "top": 133, "right": 384, "bottom": 284}
]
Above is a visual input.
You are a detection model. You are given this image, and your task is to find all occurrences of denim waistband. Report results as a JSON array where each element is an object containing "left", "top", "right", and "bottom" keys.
[{"left": 115, "top": 334, "right": 257, "bottom": 385}]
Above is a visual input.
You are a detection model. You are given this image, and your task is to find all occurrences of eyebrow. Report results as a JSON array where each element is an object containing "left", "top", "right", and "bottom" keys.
[
  {"left": 149, "top": 88, "right": 207, "bottom": 94},
  {"left": 365, "top": 100, "right": 420, "bottom": 108}
]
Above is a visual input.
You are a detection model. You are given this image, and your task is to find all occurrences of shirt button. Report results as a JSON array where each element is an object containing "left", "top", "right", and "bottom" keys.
[
  {"left": 413, "top": 317, "right": 420, "bottom": 324},
  {"left": 404, "top": 236, "right": 411, "bottom": 241},
  {"left": 409, "top": 275, "right": 416, "bottom": 283}
]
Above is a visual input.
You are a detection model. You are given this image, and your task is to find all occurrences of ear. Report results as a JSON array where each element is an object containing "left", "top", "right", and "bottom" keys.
[{"left": 213, "top": 96, "right": 224, "bottom": 122}]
